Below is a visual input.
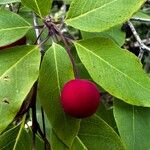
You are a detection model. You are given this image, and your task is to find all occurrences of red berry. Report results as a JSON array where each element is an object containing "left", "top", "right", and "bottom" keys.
[{"left": 61, "top": 79, "right": 100, "bottom": 118}]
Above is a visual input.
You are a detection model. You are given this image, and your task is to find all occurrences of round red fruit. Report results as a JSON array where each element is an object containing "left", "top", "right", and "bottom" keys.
[{"left": 61, "top": 79, "right": 100, "bottom": 118}]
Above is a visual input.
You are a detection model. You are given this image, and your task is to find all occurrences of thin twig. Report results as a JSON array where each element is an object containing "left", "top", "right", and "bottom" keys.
[
  {"left": 30, "top": 83, "right": 51, "bottom": 150},
  {"left": 41, "top": 107, "right": 46, "bottom": 150},
  {"left": 38, "top": 34, "right": 50, "bottom": 47},
  {"left": 31, "top": 83, "right": 38, "bottom": 150},
  {"left": 34, "top": 25, "right": 45, "bottom": 29},
  {"left": 41, "top": 109, "right": 46, "bottom": 138},
  {"left": 131, "top": 17, "right": 150, "bottom": 23},
  {"left": 33, "top": 12, "right": 51, "bottom": 150},
  {"left": 59, "top": 4, "right": 67, "bottom": 30},
  {"left": 138, "top": 47, "right": 144, "bottom": 60},
  {"left": 16, "top": 3, "right": 21, "bottom": 14},
  {"left": 128, "top": 21, "right": 150, "bottom": 53},
  {"left": 34, "top": 26, "right": 46, "bottom": 44},
  {"left": 36, "top": 121, "right": 51, "bottom": 150},
  {"left": 33, "top": 13, "right": 45, "bottom": 54},
  {"left": 8, "top": 4, "right": 13, "bottom": 11},
  {"left": 52, "top": 24, "right": 79, "bottom": 78},
  {"left": 132, "top": 38, "right": 150, "bottom": 47},
  {"left": 44, "top": 17, "right": 79, "bottom": 78}
]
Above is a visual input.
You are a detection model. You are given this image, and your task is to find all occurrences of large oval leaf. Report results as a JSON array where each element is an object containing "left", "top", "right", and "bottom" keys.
[
  {"left": 21, "top": 0, "right": 52, "bottom": 18},
  {"left": 0, "top": 9, "right": 32, "bottom": 47},
  {"left": 78, "top": 115, "right": 125, "bottom": 150},
  {"left": 65, "top": 0, "right": 146, "bottom": 32},
  {"left": 0, "top": 46, "right": 40, "bottom": 133},
  {"left": 38, "top": 43, "right": 80, "bottom": 147},
  {"left": 114, "top": 100, "right": 150, "bottom": 150},
  {"left": 74, "top": 37, "right": 150, "bottom": 107}
]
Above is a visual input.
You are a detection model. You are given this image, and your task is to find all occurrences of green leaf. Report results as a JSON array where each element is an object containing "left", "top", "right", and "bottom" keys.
[
  {"left": 78, "top": 115, "right": 125, "bottom": 150},
  {"left": 51, "top": 132, "right": 87, "bottom": 150},
  {"left": 64, "top": 0, "right": 72, "bottom": 4},
  {"left": 38, "top": 43, "right": 80, "bottom": 147},
  {"left": 74, "top": 37, "right": 150, "bottom": 107},
  {"left": 133, "top": 11, "right": 150, "bottom": 19},
  {"left": 0, "top": 0, "right": 20, "bottom": 4},
  {"left": 50, "top": 129, "right": 68, "bottom": 150},
  {"left": 0, "top": 9, "right": 32, "bottom": 47},
  {"left": 0, "top": 46, "right": 40, "bottom": 133},
  {"left": 71, "top": 137, "right": 87, "bottom": 150},
  {"left": 0, "top": 125, "right": 44, "bottom": 150},
  {"left": 81, "top": 25, "right": 125, "bottom": 46},
  {"left": 21, "top": 0, "right": 52, "bottom": 18},
  {"left": 96, "top": 103, "right": 117, "bottom": 131},
  {"left": 114, "top": 100, "right": 150, "bottom": 150},
  {"left": 65, "top": 0, "right": 146, "bottom": 32},
  {"left": 76, "top": 63, "right": 91, "bottom": 80}
]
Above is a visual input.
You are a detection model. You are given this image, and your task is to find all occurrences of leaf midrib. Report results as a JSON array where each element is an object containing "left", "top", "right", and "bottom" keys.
[
  {"left": 76, "top": 43, "right": 150, "bottom": 93},
  {"left": 33, "top": 0, "right": 42, "bottom": 18},
  {"left": 52, "top": 44, "right": 78, "bottom": 147},
  {"left": 13, "top": 120, "right": 25, "bottom": 150},
  {"left": 76, "top": 136, "right": 88, "bottom": 150},
  {"left": 52, "top": 44, "right": 61, "bottom": 92},
  {"left": 66, "top": 0, "right": 117, "bottom": 22},
  {"left": 0, "top": 46, "right": 38, "bottom": 80},
  {"left": 52, "top": 44, "right": 69, "bottom": 146}
]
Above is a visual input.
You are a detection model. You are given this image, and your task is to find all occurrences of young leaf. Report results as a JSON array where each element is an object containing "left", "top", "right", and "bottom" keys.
[
  {"left": 21, "top": 0, "right": 52, "bottom": 18},
  {"left": 81, "top": 25, "right": 126, "bottom": 46},
  {"left": 0, "top": 46, "right": 40, "bottom": 133},
  {"left": 0, "top": 0, "right": 20, "bottom": 4},
  {"left": 38, "top": 43, "right": 80, "bottom": 147},
  {"left": 65, "top": 0, "right": 146, "bottom": 32},
  {"left": 114, "top": 100, "right": 150, "bottom": 150},
  {"left": 78, "top": 115, "right": 125, "bottom": 150},
  {"left": 74, "top": 37, "right": 150, "bottom": 107},
  {"left": 0, "top": 9, "right": 32, "bottom": 47}
]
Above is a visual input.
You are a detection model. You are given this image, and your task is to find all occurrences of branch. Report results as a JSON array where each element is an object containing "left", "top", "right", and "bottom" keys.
[
  {"left": 131, "top": 17, "right": 150, "bottom": 23},
  {"left": 32, "top": 13, "right": 51, "bottom": 150},
  {"left": 128, "top": 21, "right": 150, "bottom": 59},
  {"left": 33, "top": 13, "right": 45, "bottom": 54},
  {"left": 132, "top": 38, "right": 150, "bottom": 47},
  {"left": 53, "top": 24, "right": 80, "bottom": 78}
]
